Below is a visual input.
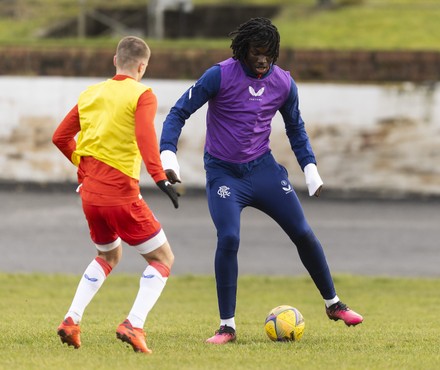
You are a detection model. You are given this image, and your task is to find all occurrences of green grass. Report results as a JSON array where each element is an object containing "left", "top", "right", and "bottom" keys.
[
  {"left": 0, "top": 0, "right": 440, "bottom": 51},
  {"left": 1, "top": 273, "right": 439, "bottom": 370},
  {"left": 277, "top": 2, "right": 440, "bottom": 51}
]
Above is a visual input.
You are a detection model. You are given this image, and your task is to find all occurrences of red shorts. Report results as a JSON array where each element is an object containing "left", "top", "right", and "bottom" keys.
[{"left": 82, "top": 198, "right": 162, "bottom": 247}]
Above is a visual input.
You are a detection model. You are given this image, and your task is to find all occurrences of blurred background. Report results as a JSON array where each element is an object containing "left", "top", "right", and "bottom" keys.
[
  {"left": 0, "top": 1, "right": 439, "bottom": 277},
  {"left": 0, "top": 0, "right": 439, "bottom": 197}
]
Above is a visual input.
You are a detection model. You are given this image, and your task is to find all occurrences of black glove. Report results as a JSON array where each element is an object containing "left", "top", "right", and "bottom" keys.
[
  {"left": 156, "top": 180, "right": 179, "bottom": 209},
  {"left": 165, "top": 169, "right": 181, "bottom": 184}
]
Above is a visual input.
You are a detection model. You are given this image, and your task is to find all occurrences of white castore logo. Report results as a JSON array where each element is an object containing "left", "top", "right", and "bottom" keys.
[{"left": 249, "top": 86, "right": 265, "bottom": 97}]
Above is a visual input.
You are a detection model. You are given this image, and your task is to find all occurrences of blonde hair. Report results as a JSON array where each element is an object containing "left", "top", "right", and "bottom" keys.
[{"left": 115, "top": 36, "right": 150, "bottom": 70}]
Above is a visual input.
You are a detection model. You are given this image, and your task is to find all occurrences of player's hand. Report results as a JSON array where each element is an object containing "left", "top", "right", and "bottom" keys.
[
  {"left": 165, "top": 169, "right": 181, "bottom": 184},
  {"left": 156, "top": 180, "right": 180, "bottom": 209},
  {"left": 304, "top": 163, "right": 324, "bottom": 197},
  {"left": 160, "top": 150, "right": 181, "bottom": 184}
]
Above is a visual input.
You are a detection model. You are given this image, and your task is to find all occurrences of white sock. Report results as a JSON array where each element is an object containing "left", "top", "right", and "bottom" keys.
[
  {"left": 65, "top": 259, "right": 107, "bottom": 324},
  {"left": 325, "top": 295, "right": 340, "bottom": 308},
  {"left": 127, "top": 264, "right": 167, "bottom": 329},
  {"left": 220, "top": 317, "right": 236, "bottom": 330}
]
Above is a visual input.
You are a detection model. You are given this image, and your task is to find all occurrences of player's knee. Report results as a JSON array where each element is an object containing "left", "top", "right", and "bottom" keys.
[
  {"left": 144, "top": 241, "right": 174, "bottom": 270},
  {"left": 162, "top": 248, "right": 175, "bottom": 269},
  {"left": 218, "top": 233, "right": 240, "bottom": 252},
  {"left": 160, "top": 240, "right": 175, "bottom": 268},
  {"left": 293, "top": 228, "right": 319, "bottom": 249},
  {"left": 97, "top": 245, "right": 122, "bottom": 268}
]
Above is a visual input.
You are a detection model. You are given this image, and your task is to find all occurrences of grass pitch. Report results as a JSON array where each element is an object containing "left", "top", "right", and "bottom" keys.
[{"left": 1, "top": 273, "right": 439, "bottom": 370}]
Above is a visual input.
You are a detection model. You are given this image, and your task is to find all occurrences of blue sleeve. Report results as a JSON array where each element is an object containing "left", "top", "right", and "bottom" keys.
[
  {"left": 160, "top": 65, "right": 221, "bottom": 153},
  {"left": 279, "top": 78, "right": 317, "bottom": 171}
]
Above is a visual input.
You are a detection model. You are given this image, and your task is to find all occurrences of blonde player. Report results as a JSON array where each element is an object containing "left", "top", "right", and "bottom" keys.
[{"left": 53, "top": 36, "right": 178, "bottom": 353}]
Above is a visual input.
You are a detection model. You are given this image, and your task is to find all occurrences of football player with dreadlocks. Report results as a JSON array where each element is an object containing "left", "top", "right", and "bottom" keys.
[{"left": 160, "top": 17, "right": 363, "bottom": 344}]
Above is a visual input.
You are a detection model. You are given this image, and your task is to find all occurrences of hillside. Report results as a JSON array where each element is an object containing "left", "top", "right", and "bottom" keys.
[{"left": 0, "top": 0, "right": 439, "bottom": 51}]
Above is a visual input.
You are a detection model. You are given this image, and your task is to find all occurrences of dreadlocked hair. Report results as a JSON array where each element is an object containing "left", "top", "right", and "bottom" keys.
[{"left": 229, "top": 17, "right": 280, "bottom": 64}]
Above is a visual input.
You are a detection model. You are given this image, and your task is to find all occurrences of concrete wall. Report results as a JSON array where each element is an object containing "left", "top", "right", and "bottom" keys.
[
  {"left": 1, "top": 77, "right": 439, "bottom": 196},
  {"left": 2, "top": 47, "right": 440, "bottom": 83}
]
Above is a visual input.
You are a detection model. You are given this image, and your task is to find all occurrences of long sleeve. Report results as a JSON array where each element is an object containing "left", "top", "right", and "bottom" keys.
[
  {"left": 52, "top": 104, "right": 81, "bottom": 165},
  {"left": 160, "top": 65, "right": 221, "bottom": 153},
  {"left": 135, "top": 90, "right": 167, "bottom": 183},
  {"left": 279, "top": 78, "right": 317, "bottom": 171}
]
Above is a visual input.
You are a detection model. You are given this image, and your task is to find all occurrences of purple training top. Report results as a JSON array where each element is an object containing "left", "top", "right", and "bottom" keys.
[{"left": 205, "top": 58, "right": 291, "bottom": 163}]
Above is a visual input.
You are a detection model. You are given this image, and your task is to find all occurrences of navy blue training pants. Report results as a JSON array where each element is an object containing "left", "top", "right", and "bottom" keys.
[{"left": 204, "top": 151, "right": 336, "bottom": 320}]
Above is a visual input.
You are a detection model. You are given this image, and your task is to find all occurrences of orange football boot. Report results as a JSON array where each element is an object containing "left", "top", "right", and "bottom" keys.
[
  {"left": 116, "top": 319, "right": 152, "bottom": 354},
  {"left": 57, "top": 317, "right": 81, "bottom": 349}
]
